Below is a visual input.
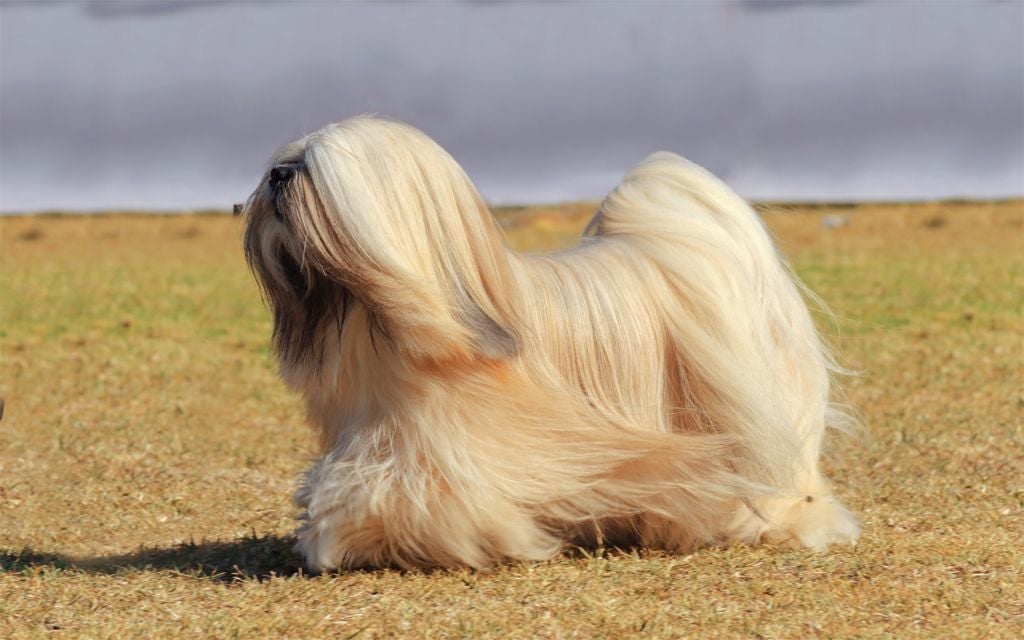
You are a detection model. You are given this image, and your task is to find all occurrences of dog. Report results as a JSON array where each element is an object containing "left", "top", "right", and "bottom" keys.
[{"left": 239, "top": 116, "right": 859, "bottom": 571}]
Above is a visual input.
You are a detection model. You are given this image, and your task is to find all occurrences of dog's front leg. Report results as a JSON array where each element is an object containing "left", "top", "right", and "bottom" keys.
[
  {"left": 294, "top": 450, "right": 425, "bottom": 571},
  {"left": 292, "top": 446, "right": 560, "bottom": 571}
]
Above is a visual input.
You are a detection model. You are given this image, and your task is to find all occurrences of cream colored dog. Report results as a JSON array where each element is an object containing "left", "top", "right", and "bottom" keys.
[{"left": 240, "top": 116, "right": 859, "bottom": 571}]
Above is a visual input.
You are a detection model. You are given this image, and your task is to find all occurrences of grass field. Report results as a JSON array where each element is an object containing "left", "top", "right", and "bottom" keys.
[{"left": 1, "top": 200, "right": 1022, "bottom": 638}]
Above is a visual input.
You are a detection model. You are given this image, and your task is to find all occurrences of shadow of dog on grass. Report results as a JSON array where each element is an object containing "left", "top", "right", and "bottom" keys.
[{"left": 1, "top": 532, "right": 306, "bottom": 582}]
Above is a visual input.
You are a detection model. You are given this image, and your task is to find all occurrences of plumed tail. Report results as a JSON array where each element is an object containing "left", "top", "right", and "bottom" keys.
[{"left": 591, "top": 152, "right": 836, "bottom": 492}]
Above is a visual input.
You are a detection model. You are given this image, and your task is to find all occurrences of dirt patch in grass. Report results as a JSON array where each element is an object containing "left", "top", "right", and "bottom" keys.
[{"left": 1, "top": 201, "right": 1022, "bottom": 638}]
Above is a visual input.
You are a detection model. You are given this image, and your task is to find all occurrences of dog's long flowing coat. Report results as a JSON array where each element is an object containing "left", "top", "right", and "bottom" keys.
[{"left": 242, "top": 117, "right": 859, "bottom": 570}]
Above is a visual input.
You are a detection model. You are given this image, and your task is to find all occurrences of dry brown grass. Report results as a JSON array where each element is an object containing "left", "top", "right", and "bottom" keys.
[{"left": 1, "top": 200, "right": 1022, "bottom": 638}]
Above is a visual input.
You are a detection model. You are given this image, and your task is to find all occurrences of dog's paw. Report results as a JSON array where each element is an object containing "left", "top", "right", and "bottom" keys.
[
  {"left": 761, "top": 494, "right": 860, "bottom": 550},
  {"left": 728, "top": 492, "right": 860, "bottom": 551}
]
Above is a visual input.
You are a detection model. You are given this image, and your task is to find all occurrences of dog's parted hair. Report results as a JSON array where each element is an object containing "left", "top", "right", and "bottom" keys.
[{"left": 241, "top": 116, "right": 859, "bottom": 571}]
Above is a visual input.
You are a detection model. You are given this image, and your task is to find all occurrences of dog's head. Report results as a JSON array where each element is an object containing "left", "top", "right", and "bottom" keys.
[{"left": 241, "top": 117, "right": 519, "bottom": 367}]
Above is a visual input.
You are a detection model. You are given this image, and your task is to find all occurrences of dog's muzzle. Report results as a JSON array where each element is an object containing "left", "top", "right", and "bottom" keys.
[{"left": 234, "top": 163, "right": 300, "bottom": 216}]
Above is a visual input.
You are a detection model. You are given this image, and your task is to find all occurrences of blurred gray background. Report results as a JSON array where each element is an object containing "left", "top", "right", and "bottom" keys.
[{"left": 1, "top": 0, "right": 1022, "bottom": 213}]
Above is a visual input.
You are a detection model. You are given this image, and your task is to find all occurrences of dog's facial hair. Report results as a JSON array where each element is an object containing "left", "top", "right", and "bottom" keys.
[{"left": 242, "top": 162, "right": 354, "bottom": 365}]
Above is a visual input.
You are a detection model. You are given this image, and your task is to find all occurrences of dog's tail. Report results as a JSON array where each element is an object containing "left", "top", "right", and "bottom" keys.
[{"left": 590, "top": 152, "right": 842, "bottom": 495}]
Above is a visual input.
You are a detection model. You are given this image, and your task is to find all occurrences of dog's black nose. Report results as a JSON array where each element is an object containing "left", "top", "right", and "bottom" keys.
[{"left": 270, "top": 165, "right": 295, "bottom": 187}]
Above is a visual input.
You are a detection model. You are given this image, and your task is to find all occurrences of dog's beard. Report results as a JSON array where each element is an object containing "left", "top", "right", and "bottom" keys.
[{"left": 243, "top": 175, "right": 353, "bottom": 365}]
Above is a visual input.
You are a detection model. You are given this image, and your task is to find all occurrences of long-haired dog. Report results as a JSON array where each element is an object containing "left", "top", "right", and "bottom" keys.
[{"left": 240, "top": 116, "right": 859, "bottom": 571}]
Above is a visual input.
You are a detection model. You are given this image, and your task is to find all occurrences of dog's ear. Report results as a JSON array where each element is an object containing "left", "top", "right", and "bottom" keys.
[
  {"left": 290, "top": 118, "right": 521, "bottom": 363},
  {"left": 453, "top": 278, "right": 519, "bottom": 360}
]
